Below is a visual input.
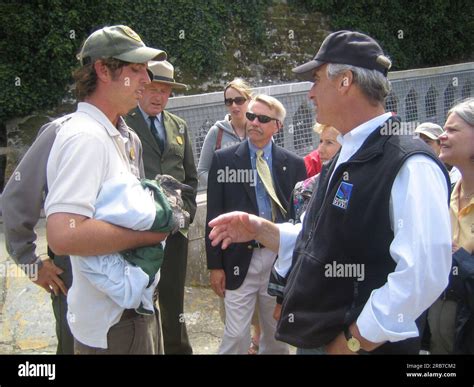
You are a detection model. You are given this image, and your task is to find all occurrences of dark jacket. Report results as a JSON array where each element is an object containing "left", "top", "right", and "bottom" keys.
[
  {"left": 206, "top": 140, "right": 306, "bottom": 290},
  {"left": 276, "top": 117, "right": 450, "bottom": 353},
  {"left": 449, "top": 247, "right": 474, "bottom": 353}
]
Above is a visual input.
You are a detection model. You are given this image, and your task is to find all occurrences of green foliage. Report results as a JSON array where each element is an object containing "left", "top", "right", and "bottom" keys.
[
  {"left": 290, "top": 0, "right": 474, "bottom": 70},
  {"left": 0, "top": 0, "right": 125, "bottom": 123},
  {"left": 0, "top": 0, "right": 269, "bottom": 123},
  {"left": 1, "top": 0, "right": 472, "bottom": 124}
]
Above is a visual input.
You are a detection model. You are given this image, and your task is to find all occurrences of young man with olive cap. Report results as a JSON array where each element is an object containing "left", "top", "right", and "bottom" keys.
[
  {"left": 208, "top": 30, "right": 452, "bottom": 354},
  {"left": 44, "top": 25, "right": 169, "bottom": 354},
  {"left": 126, "top": 60, "right": 198, "bottom": 354}
]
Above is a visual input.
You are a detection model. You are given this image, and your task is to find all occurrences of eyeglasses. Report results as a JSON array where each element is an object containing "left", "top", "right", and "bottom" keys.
[
  {"left": 246, "top": 112, "right": 278, "bottom": 124},
  {"left": 224, "top": 97, "right": 247, "bottom": 106}
]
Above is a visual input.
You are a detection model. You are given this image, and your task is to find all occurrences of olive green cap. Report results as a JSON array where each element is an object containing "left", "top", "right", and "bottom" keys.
[{"left": 77, "top": 25, "right": 166, "bottom": 65}]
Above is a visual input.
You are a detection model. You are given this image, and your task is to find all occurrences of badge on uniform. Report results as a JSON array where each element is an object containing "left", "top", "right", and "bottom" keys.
[
  {"left": 129, "top": 147, "right": 136, "bottom": 160},
  {"left": 176, "top": 136, "right": 183, "bottom": 145},
  {"left": 332, "top": 181, "right": 353, "bottom": 210}
]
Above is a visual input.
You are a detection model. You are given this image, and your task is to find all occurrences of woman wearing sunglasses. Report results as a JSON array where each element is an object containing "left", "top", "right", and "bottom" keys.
[{"left": 198, "top": 78, "right": 252, "bottom": 188}]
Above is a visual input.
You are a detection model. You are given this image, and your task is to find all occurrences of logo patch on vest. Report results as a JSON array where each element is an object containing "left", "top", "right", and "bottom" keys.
[{"left": 332, "top": 182, "right": 353, "bottom": 210}]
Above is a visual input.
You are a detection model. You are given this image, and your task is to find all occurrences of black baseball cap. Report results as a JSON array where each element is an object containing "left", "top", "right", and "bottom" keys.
[{"left": 292, "top": 30, "right": 391, "bottom": 81}]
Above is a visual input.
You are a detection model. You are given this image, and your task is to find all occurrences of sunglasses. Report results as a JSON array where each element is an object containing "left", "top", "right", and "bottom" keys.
[
  {"left": 246, "top": 112, "right": 278, "bottom": 124},
  {"left": 224, "top": 97, "right": 247, "bottom": 106}
]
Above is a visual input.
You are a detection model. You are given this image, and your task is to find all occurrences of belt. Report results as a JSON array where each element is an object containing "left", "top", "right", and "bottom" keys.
[
  {"left": 248, "top": 240, "right": 265, "bottom": 249},
  {"left": 120, "top": 309, "right": 140, "bottom": 321}
]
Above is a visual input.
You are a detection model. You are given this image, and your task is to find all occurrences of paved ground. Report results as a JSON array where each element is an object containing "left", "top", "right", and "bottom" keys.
[{"left": 0, "top": 219, "right": 224, "bottom": 354}]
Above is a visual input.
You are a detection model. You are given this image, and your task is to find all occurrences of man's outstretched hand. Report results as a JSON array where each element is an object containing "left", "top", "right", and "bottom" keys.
[{"left": 208, "top": 212, "right": 261, "bottom": 249}]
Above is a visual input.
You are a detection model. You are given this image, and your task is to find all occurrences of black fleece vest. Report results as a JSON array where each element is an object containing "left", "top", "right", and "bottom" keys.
[{"left": 276, "top": 117, "right": 450, "bottom": 352}]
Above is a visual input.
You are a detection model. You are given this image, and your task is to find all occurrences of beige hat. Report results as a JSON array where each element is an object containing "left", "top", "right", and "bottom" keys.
[
  {"left": 414, "top": 122, "right": 444, "bottom": 140},
  {"left": 147, "top": 61, "right": 188, "bottom": 90},
  {"left": 77, "top": 25, "right": 167, "bottom": 66}
]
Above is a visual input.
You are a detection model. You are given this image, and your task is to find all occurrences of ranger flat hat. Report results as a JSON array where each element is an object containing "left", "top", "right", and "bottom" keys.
[{"left": 146, "top": 60, "right": 188, "bottom": 90}]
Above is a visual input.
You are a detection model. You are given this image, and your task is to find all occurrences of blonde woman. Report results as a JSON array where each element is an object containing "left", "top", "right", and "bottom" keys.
[
  {"left": 304, "top": 123, "right": 341, "bottom": 177},
  {"left": 198, "top": 78, "right": 252, "bottom": 188},
  {"left": 316, "top": 123, "right": 341, "bottom": 163}
]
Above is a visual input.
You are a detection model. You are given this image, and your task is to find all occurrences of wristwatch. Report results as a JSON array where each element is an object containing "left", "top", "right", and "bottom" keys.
[{"left": 344, "top": 326, "right": 361, "bottom": 353}]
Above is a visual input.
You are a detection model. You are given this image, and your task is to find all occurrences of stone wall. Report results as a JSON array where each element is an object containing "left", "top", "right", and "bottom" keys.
[{"left": 186, "top": 193, "right": 209, "bottom": 286}]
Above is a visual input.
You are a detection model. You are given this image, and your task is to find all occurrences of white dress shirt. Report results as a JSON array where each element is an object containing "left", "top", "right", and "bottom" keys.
[
  {"left": 276, "top": 113, "right": 452, "bottom": 344},
  {"left": 138, "top": 105, "right": 166, "bottom": 145}
]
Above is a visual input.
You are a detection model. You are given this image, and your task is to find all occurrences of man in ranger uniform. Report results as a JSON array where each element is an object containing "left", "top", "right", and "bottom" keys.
[{"left": 126, "top": 60, "right": 197, "bottom": 354}]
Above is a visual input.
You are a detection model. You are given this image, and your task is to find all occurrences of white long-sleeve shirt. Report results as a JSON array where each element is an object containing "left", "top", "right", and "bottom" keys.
[{"left": 276, "top": 113, "right": 452, "bottom": 344}]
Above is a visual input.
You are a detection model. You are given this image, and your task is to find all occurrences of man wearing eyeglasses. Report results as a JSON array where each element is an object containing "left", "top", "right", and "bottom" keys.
[{"left": 206, "top": 94, "right": 306, "bottom": 354}]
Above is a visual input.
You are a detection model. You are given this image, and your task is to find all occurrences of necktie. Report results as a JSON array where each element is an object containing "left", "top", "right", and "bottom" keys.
[
  {"left": 255, "top": 149, "right": 287, "bottom": 221},
  {"left": 149, "top": 116, "right": 165, "bottom": 153}
]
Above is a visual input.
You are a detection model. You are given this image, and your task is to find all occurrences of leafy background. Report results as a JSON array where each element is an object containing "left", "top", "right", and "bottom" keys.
[{"left": 1, "top": 0, "right": 473, "bottom": 124}]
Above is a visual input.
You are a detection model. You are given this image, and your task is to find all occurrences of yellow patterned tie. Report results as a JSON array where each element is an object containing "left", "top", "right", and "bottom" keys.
[{"left": 256, "top": 149, "right": 287, "bottom": 221}]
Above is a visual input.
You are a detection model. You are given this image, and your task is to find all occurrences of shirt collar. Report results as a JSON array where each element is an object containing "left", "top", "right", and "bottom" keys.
[
  {"left": 138, "top": 104, "right": 163, "bottom": 123},
  {"left": 451, "top": 180, "right": 474, "bottom": 215},
  {"left": 77, "top": 102, "right": 122, "bottom": 138},
  {"left": 116, "top": 117, "right": 131, "bottom": 143},
  {"left": 340, "top": 112, "right": 393, "bottom": 147},
  {"left": 248, "top": 139, "right": 273, "bottom": 159}
]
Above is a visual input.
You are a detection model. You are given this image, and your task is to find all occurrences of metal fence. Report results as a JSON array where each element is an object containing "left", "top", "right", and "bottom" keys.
[
  {"left": 386, "top": 63, "right": 473, "bottom": 127},
  {"left": 167, "top": 62, "right": 473, "bottom": 186},
  {"left": 167, "top": 82, "right": 319, "bottom": 173}
]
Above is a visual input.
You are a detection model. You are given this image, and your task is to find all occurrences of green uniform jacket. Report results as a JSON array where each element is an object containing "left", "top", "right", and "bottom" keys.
[{"left": 125, "top": 107, "right": 198, "bottom": 223}]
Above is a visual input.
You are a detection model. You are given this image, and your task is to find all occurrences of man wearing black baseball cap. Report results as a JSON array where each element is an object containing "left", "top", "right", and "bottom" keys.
[
  {"left": 40, "top": 25, "right": 170, "bottom": 354},
  {"left": 208, "top": 30, "right": 452, "bottom": 354}
]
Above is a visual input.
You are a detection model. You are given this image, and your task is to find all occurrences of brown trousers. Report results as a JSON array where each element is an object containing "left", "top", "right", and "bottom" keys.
[{"left": 74, "top": 309, "right": 163, "bottom": 355}]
